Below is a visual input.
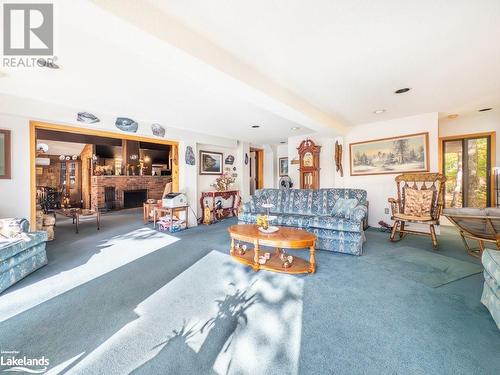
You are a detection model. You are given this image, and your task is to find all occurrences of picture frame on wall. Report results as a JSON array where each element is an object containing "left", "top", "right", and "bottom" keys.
[
  {"left": 199, "top": 150, "right": 223, "bottom": 175},
  {"left": 279, "top": 157, "right": 288, "bottom": 176},
  {"left": 0, "top": 129, "right": 11, "bottom": 179},
  {"left": 349, "top": 132, "right": 429, "bottom": 176}
]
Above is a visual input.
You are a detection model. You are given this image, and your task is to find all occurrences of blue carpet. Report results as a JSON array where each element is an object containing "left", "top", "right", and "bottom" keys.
[
  {"left": 362, "top": 245, "right": 483, "bottom": 287},
  {"left": 0, "top": 209, "right": 499, "bottom": 374}
]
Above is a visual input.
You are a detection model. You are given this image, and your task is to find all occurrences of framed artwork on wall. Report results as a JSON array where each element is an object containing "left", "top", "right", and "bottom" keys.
[
  {"left": 349, "top": 132, "right": 429, "bottom": 176},
  {"left": 199, "top": 150, "right": 223, "bottom": 175},
  {"left": 279, "top": 157, "right": 288, "bottom": 176},
  {"left": 0, "top": 129, "right": 11, "bottom": 179}
]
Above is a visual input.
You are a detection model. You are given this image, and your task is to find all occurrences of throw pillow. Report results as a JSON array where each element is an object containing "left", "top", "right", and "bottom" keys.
[
  {"left": 332, "top": 198, "right": 359, "bottom": 218},
  {"left": 403, "top": 188, "right": 433, "bottom": 217},
  {"left": 0, "top": 218, "right": 28, "bottom": 238}
]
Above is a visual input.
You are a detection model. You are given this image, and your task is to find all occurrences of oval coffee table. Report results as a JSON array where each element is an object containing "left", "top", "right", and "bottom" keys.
[{"left": 228, "top": 224, "right": 316, "bottom": 274}]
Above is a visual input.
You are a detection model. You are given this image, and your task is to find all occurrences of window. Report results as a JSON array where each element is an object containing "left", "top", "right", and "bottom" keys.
[{"left": 442, "top": 134, "right": 492, "bottom": 208}]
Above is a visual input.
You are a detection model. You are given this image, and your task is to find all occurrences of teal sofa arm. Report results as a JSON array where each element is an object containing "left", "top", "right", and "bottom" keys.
[{"left": 350, "top": 205, "right": 368, "bottom": 223}]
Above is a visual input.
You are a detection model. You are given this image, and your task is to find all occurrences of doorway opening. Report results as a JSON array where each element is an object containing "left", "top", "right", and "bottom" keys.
[
  {"left": 249, "top": 148, "right": 264, "bottom": 195},
  {"left": 30, "top": 121, "right": 179, "bottom": 230},
  {"left": 440, "top": 132, "right": 496, "bottom": 208}
]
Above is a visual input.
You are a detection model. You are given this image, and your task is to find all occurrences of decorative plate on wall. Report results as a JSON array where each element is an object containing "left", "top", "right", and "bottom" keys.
[
  {"left": 151, "top": 123, "right": 165, "bottom": 137},
  {"left": 115, "top": 117, "right": 138, "bottom": 133},
  {"left": 185, "top": 146, "right": 195, "bottom": 165},
  {"left": 77, "top": 112, "right": 100, "bottom": 124},
  {"left": 245, "top": 153, "right": 249, "bottom": 165},
  {"left": 225, "top": 155, "right": 235, "bottom": 165}
]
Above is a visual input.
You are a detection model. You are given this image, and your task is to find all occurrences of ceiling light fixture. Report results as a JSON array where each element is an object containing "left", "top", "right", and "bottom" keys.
[
  {"left": 394, "top": 87, "right": 411, "bottom": 94},
  {"left": 478, "top": 108, "right": 492, "bottom": 112},
  {"left": 251, "top": 125, "right": 260, "bottom": 128},
  {"left": 373, "top": 109, "right": 386, "bottom": 114},
  {"left": 291, "top": 126, "right": 300, "bottom": 130}
]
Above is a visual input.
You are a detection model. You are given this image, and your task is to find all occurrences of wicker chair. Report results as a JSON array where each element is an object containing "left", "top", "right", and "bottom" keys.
[{"left": 388, "top": 173, "right": 446, "bottom": 248}]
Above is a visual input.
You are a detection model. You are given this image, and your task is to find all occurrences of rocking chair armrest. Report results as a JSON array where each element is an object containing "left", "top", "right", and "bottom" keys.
[{"left": 388, "top": 198, "right": 400, "bottom": 214}]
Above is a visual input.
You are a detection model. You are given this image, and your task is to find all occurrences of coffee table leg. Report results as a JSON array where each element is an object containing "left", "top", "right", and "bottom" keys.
[
  {"left": 230, "top": 238, "right": 235, "bottom": 255},
  {"left": 75, "top": 215, "right": 79, "bottom": 234},
  {"left": 253, "top": 240, "right": 260, "bottom": 271},
  {"left": 309, "top": 243, "right": 316, "bottom": 273}
]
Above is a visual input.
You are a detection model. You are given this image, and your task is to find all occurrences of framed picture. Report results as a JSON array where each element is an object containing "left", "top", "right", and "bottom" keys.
[
  {"left": 349, "top": 132, "right": 429, "bottom": 176},
  {"left": 279, "top": 157, "right": 288, "bottom": 176},
  {"left": 199, "top": 150, "right": 223, "bottom": 175},
  {"left": 0, "top": 129, "right": 11, "bottom": 179}
]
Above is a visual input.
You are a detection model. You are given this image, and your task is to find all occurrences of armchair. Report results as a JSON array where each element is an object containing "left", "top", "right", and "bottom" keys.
[{"left": 388, "top": 173, "right": 446, "bottom": 248}]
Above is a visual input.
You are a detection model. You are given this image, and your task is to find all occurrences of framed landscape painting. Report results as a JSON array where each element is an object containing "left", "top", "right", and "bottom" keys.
[
  {"left": 199, "top": 150, "right": 223, "bottom": 175},
  {"left": 349, "top": 132, "right": 429, "bottom": 176},
  {"left": 279, "top": 157, "right": 288, "bottom": 176},
  {"left": 0, "top": 129, "right": 11, "bottom": 179}
]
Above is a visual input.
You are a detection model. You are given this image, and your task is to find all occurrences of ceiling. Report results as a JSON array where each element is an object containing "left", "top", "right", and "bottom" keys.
[
  {"left": 37, "top": 140, "right": 86, "bottom": 156},
  {"left": 153, "top": 0, "right": 500, "bottom": 123},
  {"left": 1, "top": 0, "right": 499, "bottom": 143}
]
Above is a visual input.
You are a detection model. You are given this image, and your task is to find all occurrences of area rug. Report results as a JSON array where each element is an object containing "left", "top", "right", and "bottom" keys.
[
  {"left": 56, "top": 251, "right": 304, "bottom": 375},
  {"left": 363, "top": 246, "right": 483, "bottom": 288}
]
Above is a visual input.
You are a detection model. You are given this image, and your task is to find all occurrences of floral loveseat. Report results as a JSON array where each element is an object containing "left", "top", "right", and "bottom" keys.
[
  {"left": 0, "top": 218, "right": 48, "bottom": 294},
  {"left": 238, "top": 188, "right": 368, "bottom": 255}
]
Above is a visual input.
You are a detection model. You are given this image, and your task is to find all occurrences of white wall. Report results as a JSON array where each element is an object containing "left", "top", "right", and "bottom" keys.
[
  {"left": 439, "top": 110, "right": 500, "bottom": 166},
  {"left": 0, "top": 114, "right": 31, "bottom": 218},
  {"left": 342, "top": 113, "right": 439, "bottom": 227}
]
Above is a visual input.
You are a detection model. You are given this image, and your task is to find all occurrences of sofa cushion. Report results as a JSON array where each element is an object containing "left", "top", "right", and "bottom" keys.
[
  {"left": 332, "top": 198, "right": 359, "bottom": 218},
  {"left": 308, "top": 216, "right": 362, "bottom": 232},
  {"left": 285, "top": 189, "right": 314, "bottom": 214},
  {"left": 482, "top": 249, "right": 500, "bottom": 287},
  {"left": 274, "top": 214, "right": 311, "bottom": 229}
]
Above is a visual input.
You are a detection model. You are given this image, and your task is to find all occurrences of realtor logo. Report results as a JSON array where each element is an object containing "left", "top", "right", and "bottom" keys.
[{"left": 3, "top": 3, "right": 53, "bottom": 56}]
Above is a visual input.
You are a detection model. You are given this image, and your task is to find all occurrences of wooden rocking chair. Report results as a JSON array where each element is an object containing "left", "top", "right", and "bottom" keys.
[{"left": 388, "top": 173, "right": 446, "bottom": 248}]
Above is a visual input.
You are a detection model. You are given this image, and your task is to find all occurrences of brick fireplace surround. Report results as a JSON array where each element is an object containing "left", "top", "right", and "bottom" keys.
[{"left": 91, "top": 176, "right": 171, "bottom": 209}]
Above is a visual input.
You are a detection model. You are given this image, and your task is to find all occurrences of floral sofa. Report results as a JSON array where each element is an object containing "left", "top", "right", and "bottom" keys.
[
  {"left": 0, "top": 219, "right": 48, "bottom": 294},
  {"left": 481, "top": 248, "right": 500, "bottom": 329},
  {"left": 238, "top": 188, "right": 368, "bottom": 255}
]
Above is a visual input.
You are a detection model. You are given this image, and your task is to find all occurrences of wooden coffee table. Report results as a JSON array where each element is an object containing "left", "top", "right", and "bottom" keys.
[{"left": 228, "top": 224, "right": 316, "bottom": 274}]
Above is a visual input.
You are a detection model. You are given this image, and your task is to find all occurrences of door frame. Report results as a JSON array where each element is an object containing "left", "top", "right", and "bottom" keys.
[
  {"left": 30, "top": 121, "right": 179, "bottom": 229},
  {"left": 438, "top": 131, "right": 496, "bottom": 207},
  {"left": 249, "top": 147, "right": 264, "bottom": 189}
]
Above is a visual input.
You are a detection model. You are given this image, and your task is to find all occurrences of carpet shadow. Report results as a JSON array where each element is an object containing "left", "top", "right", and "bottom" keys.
[{"left": 132, "top": 283, "right": 258, "bottom": 375}]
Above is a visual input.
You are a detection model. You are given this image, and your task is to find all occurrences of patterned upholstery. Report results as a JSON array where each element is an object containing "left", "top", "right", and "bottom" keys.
[
  {"left": 238, "top": 188, "right": 368, "bottom": 255},
  {"left": 0, "top": 219, "right": 48, "bottom": 294},
  {"left": 481, "top": 249, "right": 500, "bottom": 329}
]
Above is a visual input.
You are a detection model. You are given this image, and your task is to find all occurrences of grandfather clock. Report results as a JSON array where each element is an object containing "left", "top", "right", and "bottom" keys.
[{"left": 298, "top": 139, "right": 321, "bottom": 189}]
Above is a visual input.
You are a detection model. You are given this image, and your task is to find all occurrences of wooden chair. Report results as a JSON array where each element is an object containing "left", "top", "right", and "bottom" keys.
[{"left": 388, "top": 173, "right": 446, "bottom": 248}]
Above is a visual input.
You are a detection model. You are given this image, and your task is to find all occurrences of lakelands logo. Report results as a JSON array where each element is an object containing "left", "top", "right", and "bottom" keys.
[
  {"left": 0, "top": 351, "right": 49, "bottom": 374},
  {"left": 2, "top": 3, "right": 57, "bottom": 68}
]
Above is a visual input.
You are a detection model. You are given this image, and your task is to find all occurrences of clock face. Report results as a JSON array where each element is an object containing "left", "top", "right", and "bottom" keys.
[{"left": 303, "top": 152, "right": 313, "bottom": 167}]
